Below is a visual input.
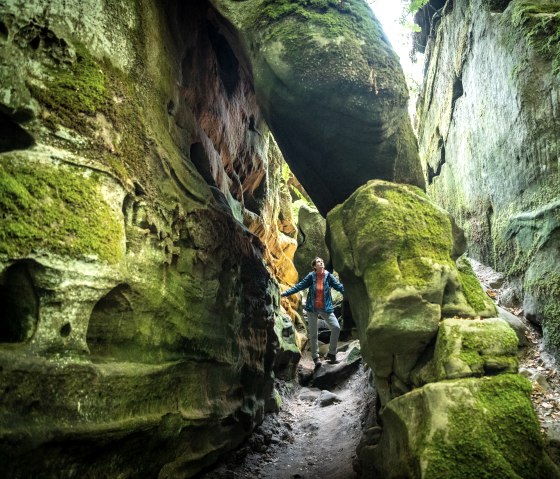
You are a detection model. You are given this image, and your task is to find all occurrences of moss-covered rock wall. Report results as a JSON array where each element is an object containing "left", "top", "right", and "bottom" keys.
[
  {"left": 0, "top": 0, "right": 297, "bottom": 476},
  {"left": 415, "top": 0, "right": 560, "bottom": 356}
]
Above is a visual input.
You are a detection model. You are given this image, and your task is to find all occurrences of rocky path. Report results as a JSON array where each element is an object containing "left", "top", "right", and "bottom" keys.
[{"left": 200, "top": 358, "right": 373, "bottom": 479}]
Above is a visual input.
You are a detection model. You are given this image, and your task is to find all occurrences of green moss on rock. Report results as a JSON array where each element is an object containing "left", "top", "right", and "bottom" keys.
[
  {"left": 423, "top": 375, "right": 559, "bottom": 479},
  {"left": 456, "top": 256, "right": 492, "bottom": 312},
  {"left": 31, "top": 43, "right": 108, "bottom": 122},
  {"left": 368, "top": 375, "right": 559, "bottom": 478},
  {"left": 0, "top": 159, "right": 124, "bottom": 263},
  {"left": 511, "top": 1, "right": 560, "bottom": 75},
  {"left": 433, "top": 318, "right": 519, "bottom": 381},
  {"left": 246, "top": 0, "right": 401, "bottom": 101}
]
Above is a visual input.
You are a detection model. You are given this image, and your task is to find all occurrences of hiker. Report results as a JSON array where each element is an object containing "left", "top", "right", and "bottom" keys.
[{"left": 281, "top": 257, "right": 344, "bottom": 367}]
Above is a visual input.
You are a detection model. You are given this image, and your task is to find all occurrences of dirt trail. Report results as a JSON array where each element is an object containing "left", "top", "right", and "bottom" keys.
[{"left": 201, "top": 358, "right": 373, "bottom": 479}]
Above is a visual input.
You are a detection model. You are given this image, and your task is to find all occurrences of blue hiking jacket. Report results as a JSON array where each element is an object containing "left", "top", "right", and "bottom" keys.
[{"left": 281, "top": 270, "right": 344, "bottom": 313}]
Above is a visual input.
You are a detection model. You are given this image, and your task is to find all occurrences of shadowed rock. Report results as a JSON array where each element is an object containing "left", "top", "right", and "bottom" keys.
[
  {"left": 213, "top": 0, "right": 425, "bottom": 215},
  {"left": 414, "top": 0, "right": 560, "bottom": 357},
  {"left": 0, "top": 1, "right": 291, "bottom": 477}
]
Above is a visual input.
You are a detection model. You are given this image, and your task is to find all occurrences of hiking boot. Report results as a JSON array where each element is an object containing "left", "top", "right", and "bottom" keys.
[
  {"left": 326, "top": 353, "right": 339, "bottom": 364},
  {"left": 313, "top": 357, "right": 322, "bottom": 368}
]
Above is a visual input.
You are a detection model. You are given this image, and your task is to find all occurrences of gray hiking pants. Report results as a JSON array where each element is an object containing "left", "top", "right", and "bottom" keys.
[{"left": 307, "top": 309, "right": 340, "bottom": 360}]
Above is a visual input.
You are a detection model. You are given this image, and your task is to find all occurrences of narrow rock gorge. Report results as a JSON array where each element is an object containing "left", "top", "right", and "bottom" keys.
[{"left": 1, "top": 0, "right": 559, "bottom": 478}]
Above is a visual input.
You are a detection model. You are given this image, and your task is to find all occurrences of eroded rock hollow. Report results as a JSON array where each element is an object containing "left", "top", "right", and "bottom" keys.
[{"left": 1, "top": 0, "right": 558, "bottom": 477}]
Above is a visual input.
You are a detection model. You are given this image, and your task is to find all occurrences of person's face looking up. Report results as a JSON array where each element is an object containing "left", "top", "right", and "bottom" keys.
[{"left": 313, "top": 258, "right": 324, "bottom": 272}]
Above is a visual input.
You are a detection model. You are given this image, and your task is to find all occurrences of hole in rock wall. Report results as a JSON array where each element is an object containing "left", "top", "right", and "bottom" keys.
[
  {"left": 206, "top": 21, "right": 240, "bottom": 97},
  {"left": 87, "top": 284, "right": 135, "bottom": 358},
  {"left": 29, "top": 35, "right": 40, "bottom": 50},
  {"left": 428, "top": 137, "right": 446, "bottom": 184},
  {"left": 0, "top": 21, "right": 8, "bottom": 41},
  {"left": 190, "top": 142, "right": 217, "bottom": 186},
  {"left": 487, "top": 0, "right": 512, "bottom": 12},
  {"left": 0, "top": 112, "right": 35, "bottom": 152},
  {"left": 60, "top": 322, "right": 71, "bottom": 337},
  {"left": 452, "top": 76, "right": 464, "bottom": 104},
  {"left": 0, "top": 261, "right": 39, "bottom": 343},
  {"left": 244, "top": 178, "right": 266, "bottom": 214}
]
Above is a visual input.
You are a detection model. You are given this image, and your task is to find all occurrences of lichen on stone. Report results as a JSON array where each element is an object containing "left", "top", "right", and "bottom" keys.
[
  {"left": 433, "top": 318, "right": 519, "bottom": 381},
  {"left": 422, "top": 375, "right": 559, "bottom": 479}
]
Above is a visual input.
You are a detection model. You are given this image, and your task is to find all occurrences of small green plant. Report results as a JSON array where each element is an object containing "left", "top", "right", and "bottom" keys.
[{"left": 408, "top": 0, "right": 430, "bottom": 14}]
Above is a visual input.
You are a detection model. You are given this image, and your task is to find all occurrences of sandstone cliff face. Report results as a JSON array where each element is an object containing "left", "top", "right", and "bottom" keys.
[
  {"left": 0, "top": 0, "right": 296, "bottom": 475},
  {"left": 416, "top": 0, "right": 560, "bottom": 354}
]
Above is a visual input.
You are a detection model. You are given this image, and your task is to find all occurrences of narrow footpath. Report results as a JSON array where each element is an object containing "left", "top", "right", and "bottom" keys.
[
  {"left": 472, "top": 259, "right": 560, "bottom": 463},
  {"left": 201, "top": 358, "right": 373, "bottom": 479}
]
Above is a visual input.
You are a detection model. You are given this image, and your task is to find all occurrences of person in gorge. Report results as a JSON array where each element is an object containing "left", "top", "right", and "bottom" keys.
[{"left": 281, "top": 257, "right": 345, "bottom": 367}]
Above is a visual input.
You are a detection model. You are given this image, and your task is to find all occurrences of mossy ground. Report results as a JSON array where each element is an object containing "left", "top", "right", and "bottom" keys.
[
  {"left": 0, "top": 160, "right": 123, "bottom": 263},
  {"left": 424, "top": 375, "right": 557, "bottom": 479}
]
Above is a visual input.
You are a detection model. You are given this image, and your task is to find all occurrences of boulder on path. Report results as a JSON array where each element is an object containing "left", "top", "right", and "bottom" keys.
[
  {"left": 327, "top": 180, "right": 495, "bottom": 404},
  {"left": 497, "top": 305, "right": 529, "bottom": 347},
  {"left": 357, "top": 375, "right": 560, "bottom": 479},
  {"left": 317, "top": 390, "right": 342, "bottom": 407},
  {"left": 311, "top": 340, "right": 362, "bottom": 391}
]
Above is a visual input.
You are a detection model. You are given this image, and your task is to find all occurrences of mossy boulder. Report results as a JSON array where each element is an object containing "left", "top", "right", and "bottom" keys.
[
  {"left": 358, "top": 374, "right": 560, "bottom": 479},
  {"left": 413, "top": 318, "right": 519, "bottom": 386},
  {"left": 326, "top": 180, "right": 495, "bottom": 404},
  {"left": 213, "top": 0, "right": 424, "bottom": 215}
]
